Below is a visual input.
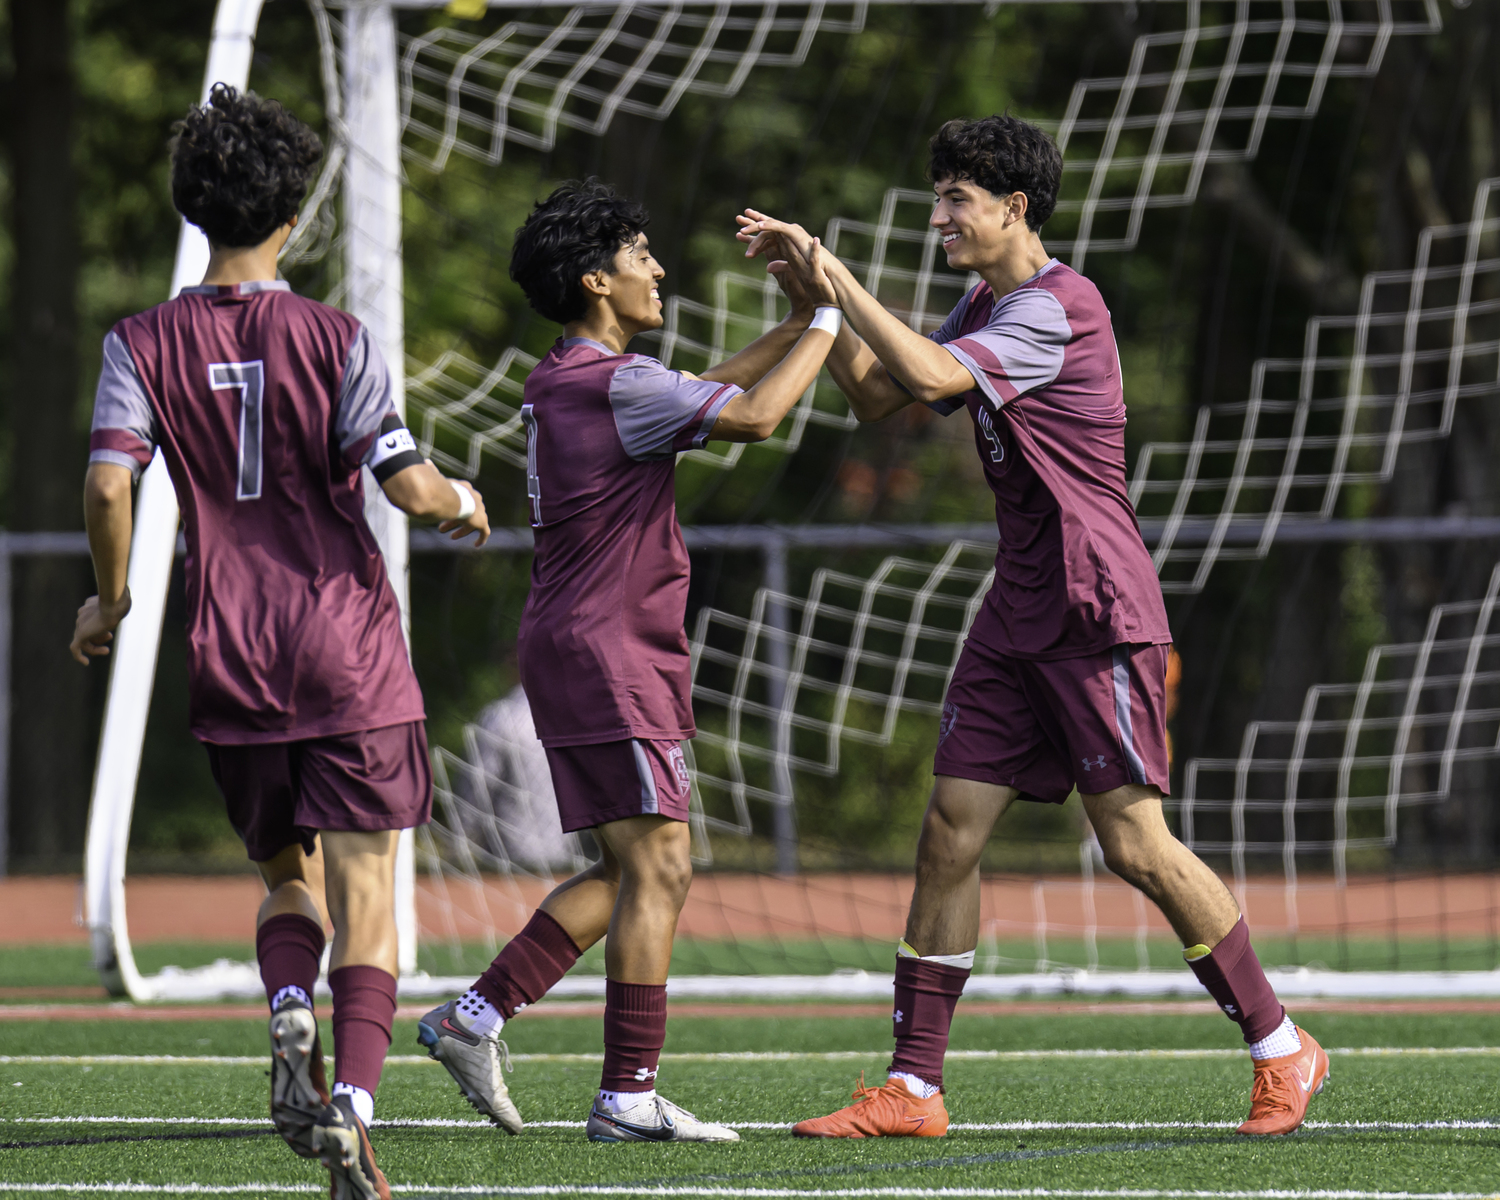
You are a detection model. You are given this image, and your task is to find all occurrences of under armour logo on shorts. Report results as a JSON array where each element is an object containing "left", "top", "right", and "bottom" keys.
[
  {"left": 894, "top": 1009, "right": 904, "bottom": 1024},
  {"left": 938, "top": 702, "right": 960, "bottom": 746},
  {"left": 634, "top": 1066, "right": 658, "bottom": 1082},
  {"left": 1081, "top": 755, "right": 1107, "bottom": 771},
  {"left": 668, "top": 746, "right": 691, "bottom": 796}
]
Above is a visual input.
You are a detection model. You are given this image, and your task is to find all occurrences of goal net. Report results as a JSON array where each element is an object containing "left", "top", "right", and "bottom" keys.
[{"left": 86, "top": 0, "right": 1499, "bottom": 1002}]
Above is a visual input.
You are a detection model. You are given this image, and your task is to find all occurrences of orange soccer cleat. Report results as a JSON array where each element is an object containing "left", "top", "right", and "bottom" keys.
[
  {"left": 1237, "top": 1025, "right": 1329, "bottom": 1136},
  {"left": 792, "top": 1073, "right": 949, "bottom": 1139}
]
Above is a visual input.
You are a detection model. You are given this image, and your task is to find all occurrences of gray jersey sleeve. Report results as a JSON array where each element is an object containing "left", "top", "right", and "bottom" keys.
[
  {"left": 942, "top": 287, "right": 1071, "bottom": 411},
  {"left": 88, "top": 330, "right": 157, "bottom": 479},
  {"left": 334, "top": 324, "right": 401, "bottom": 469},
  {"left": 609, "top": 356, "right": 742, "bottom": 461}
]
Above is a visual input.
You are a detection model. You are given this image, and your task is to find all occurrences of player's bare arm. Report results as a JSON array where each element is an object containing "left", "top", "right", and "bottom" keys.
[
  {"left": 70, "top": 461, "right": 135, "bottom": 665},
  {"left": 706, "top": 241, "right": 841, "bottom": 442},
  {"left": 738, "top": 214, "right": 976, "bottom": 408},
  {"left": 380, "top": 462, "right": 490, "bottom": 546},
  {"left": 693, "top": 243, "right": 821, "bottom": 390}
]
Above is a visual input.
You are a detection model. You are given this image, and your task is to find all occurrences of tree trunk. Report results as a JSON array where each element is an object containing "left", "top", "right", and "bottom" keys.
[{"left": 8, "top": 0, "right": 95, "bottom": 871}]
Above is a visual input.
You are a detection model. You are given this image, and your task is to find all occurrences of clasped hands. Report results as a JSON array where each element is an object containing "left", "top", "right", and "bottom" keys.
[{"left": 737, "top": 208, "right": 844, "bottom": 322}]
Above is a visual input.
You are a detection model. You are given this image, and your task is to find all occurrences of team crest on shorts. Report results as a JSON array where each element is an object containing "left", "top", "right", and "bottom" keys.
[
  {"left": 938, "top": 701, "right": 961, "bottom": 745},
  {"left": 668, "top": 746, "right": 691, "bottom": 796}
]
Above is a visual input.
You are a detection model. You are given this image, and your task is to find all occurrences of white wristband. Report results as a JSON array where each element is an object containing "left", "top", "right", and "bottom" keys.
[
  {"left": 450, "top": 479, "right": 476, "bottom": 521},
  {"left": 809, "top": 306, "right": 842, "bottom": 337}
]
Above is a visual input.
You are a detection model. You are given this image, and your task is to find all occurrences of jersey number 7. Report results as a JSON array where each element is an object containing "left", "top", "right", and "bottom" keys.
[{"left": 210, "top": 361, "right": 266, "bottom": 501}]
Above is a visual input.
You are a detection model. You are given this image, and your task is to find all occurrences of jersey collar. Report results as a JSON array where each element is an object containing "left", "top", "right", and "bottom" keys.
[
  {"left": 561, "top": 336, "right": 618, "bottom": 355},
  {"left": 178, "top": 280, "right": 292, "bottom": 296}
]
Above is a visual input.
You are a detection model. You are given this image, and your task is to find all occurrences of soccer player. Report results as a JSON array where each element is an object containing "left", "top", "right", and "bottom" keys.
[
  {"left": 416, "top": 179, "right": 841, "bottom": 1143},
  {"left": 71, "top": 86, "right": 489, "bottom": 1199},
  {"left": 738, "top": 114, "right": 1329, "bottom": 1139}
]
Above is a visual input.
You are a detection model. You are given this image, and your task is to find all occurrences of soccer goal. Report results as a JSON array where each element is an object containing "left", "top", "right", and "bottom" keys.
[{"left": 84, "top": 0, "right": 1500, "bottom": 1004}]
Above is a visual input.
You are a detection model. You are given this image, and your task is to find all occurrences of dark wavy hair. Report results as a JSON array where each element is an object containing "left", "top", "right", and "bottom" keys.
[
  {"left": 510, "top": 179, "right": 650, "bottom": 324},
  {"left": 170, "top": 84, "right": 323, "bottom": 248},
  {"left": 928, "top": 114, "right": 1062, "bottom": 231}
]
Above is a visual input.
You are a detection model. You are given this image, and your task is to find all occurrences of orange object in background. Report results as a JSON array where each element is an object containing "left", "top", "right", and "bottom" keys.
[{"left": 1165, "top": 645, "right": 1182, "bottom": 766}]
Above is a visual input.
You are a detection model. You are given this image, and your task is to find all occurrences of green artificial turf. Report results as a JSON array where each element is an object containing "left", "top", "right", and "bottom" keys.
[
  {"left": 13, "top": 930, "right": 1497, "bottom": 991},
  {"left": 0, "top": 1009, "right": 1495, "bottom": 1195}
]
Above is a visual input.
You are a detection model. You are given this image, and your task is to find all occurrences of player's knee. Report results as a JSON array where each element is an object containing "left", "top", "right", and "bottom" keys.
[
  {"left": 627, "top": 842, "right": 693, "bottom": 904},
  {"left": 916, "top": 807, "right": 984, "bottom": 878}
]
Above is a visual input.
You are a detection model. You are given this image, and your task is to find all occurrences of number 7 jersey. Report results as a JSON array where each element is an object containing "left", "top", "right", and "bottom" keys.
[{"left": 88, "top": 281, "right": 425, "bottom": 744}]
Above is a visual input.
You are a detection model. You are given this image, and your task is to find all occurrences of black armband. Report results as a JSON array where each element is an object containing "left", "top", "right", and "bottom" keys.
[{"left": 368, "top": 413, "right": 427, "bottom": 483}]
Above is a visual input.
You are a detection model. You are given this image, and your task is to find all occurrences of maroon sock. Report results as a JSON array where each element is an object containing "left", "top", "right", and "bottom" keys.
[
  {"left": 1186, "top": 916, "right": 1285, "bottom": 1045},
  {"left": 599, "top": 980, "right": 667, "bottom": 1093},
  {"left": 887, "top": 955, "right": 970, "bottom": 1090},
  {"left": 472, "top": 910, "right": 582, "bottom": 1019},
  {"left": 329, "top": 965, "right": 397, "bottom": 1095},
  {"left": 255, "top": 913, "right": 325, "bottom": 1009}
]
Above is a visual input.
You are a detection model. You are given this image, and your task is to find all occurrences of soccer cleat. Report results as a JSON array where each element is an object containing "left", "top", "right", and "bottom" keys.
[
  {"left": 585, "top": 1093, "right": 740, "bottom": 1143},
  {"left": 416, "top": 999, "right": 523, "bottom": 1134},
  {"left": 792, "top": 1073, "right": 949, "bottom": 1138},
  {"left": 1237, "top": 1025, "right": 1330, "bottom": 1136},
  {"left": 311, "top": 1093, "right": 391, "bottom": 1200},
  {"left": 268, "top": 996, "right": 329, "bottom": 1158}
]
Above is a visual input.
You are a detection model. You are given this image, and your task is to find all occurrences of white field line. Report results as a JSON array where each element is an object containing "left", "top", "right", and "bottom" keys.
[
  {"left": 3, "top": 1047, "right": 1499, "bottom": 1067},
  {"left": 4, "top": 1117, "right": 1497, "bottom": 1133},
  {"left": 0, "top": 1186, "right": 1496, "bottom": 1198}
]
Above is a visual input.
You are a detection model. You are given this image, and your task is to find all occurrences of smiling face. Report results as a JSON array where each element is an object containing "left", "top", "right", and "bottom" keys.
[
  {"left": 595, "top": 232, "right": 666, "bottom": 333},
  {"left": 930, "top": 177, "right": 1027, "bottom": 272}
]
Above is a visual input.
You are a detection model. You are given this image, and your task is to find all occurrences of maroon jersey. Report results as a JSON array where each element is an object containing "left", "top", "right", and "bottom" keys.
[
  {"left": 925, "top": 261, "right": 1171, "bottom": 659},
  {"left": 517, "top": 337, "right": 739, "bottom": 746},
  {"left": 88, "top": 281, "right": 426, "bottom": 744}
]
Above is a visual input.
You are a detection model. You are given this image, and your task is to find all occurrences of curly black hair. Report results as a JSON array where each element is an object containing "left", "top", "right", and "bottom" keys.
[
  {"left": 928, "top": 114, "right": 1063, "bottom": 231},
  {"left": 510, "top": 178, "right": 650, "bottom": 325},
  {"left": 170, "top": 84, "right": 323, "bottom": 248}
]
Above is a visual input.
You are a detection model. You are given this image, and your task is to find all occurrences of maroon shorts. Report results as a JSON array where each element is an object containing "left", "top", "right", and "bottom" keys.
[
  {"left": 205, "top": 721, "right": 433, "bottom": 862},
  {"left": 543, "top": 738, "right": 692, "bottom": 833},
  {"left": 932, "top": 639, "right": 1171, "bottom": 803}
]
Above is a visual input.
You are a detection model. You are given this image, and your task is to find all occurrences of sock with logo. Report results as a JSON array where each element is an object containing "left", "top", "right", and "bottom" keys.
[
  {"left": 256, "top": 913, "right": 324, "bottom": 1012},
  {"left": 455, "top": 987, "right": 505, "bottom": 1037},
  {"left": 597, "top": 1088, "right": 657, "bottom": 1114},
  {"left": 473, "top": 910, "right": 582, "bottom": 1021},
  {"left": 1246, "top": 1013, "right": 1303, "bottom": 1060},
  {"left": 1183, "top": 916, "right": 1286, "bottom": 1047},
  {"left": 599, "top": 980, "right": 667, "bottom": 1095},
  {"left": 329, "top": 965, "right": 397, "bottom": 1101},
  {"left": 331, "top": 1082, "right": 374, "bottom": 1125},
  {"left": 886, "top": 940, "right": 972, "bottom": 1092}
]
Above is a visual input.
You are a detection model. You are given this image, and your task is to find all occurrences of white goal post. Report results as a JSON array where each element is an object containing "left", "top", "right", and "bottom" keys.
[{"left": 81, "top": 0, "right": 419, "bottom": 1000}]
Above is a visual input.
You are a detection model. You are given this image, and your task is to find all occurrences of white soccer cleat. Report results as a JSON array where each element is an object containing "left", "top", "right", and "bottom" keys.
[
  {"left": 268, "top": 997, "right": 329, "bottom": 1158},
  {"left": 585, "top": 1093, "right": 740, "bottom": 1143},
  {"left": 416, "top": 999, "right": 523, "bottom": 1134}
]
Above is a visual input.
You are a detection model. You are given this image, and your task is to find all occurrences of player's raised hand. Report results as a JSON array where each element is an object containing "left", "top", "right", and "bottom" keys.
[
  {"left": 70, "top": 589, "right": 131, "bottom": 666},
  {"left": 736, "top": 209, "right": 816, "bottom": 261},
  {"left": 438, "top": 479, "right": 491, "bottom": 547},
  {"left": 771, "top": 236, "right": 839, "bottom": 311}
]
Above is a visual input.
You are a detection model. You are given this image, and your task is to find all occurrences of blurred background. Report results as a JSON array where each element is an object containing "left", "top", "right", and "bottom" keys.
[{"left": 3, "top": 0, "right": 1498, "bottom": 986}]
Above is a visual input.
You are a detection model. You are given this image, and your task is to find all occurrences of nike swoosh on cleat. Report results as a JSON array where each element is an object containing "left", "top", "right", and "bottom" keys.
[
  {"left": 594, "top": 1108, "right": 676, "bottom": 1142},
  {"left": 1296, "top": 1066, "right": 1312, "bottom": 1093},
  {"left": 440, "top": 1018, "right": 475, "bottom": 1041},
  {"left": 906, "top": 1115, "right": 927, "bottom": 1131}
]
